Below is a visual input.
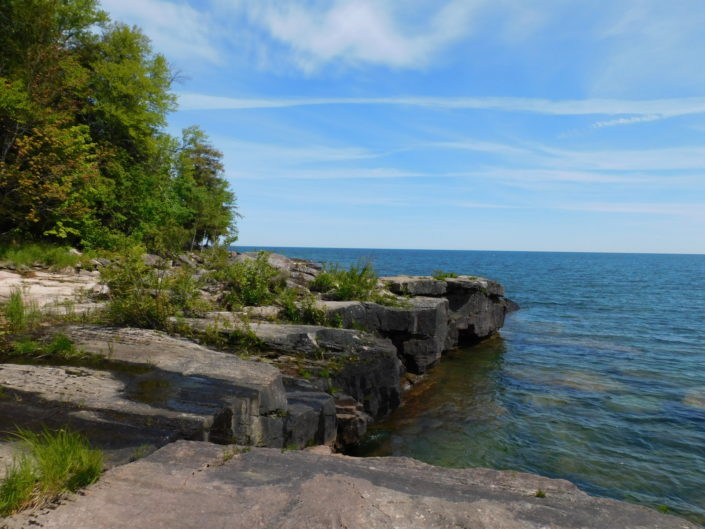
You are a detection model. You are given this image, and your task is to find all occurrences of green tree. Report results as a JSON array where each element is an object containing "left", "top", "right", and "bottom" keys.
[
  {"left": 0, "top": 0, "right": 237, "bottom": 251},
  {"left": 176, "top": 126, "right": 237, "bottom": 249}
]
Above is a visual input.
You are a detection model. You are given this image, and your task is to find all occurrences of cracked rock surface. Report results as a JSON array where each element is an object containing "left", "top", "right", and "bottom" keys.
[{"left": 2, "top": 440, "right": 697, "bottom": 529}]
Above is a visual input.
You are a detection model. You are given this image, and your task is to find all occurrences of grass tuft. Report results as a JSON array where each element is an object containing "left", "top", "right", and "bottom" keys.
[
  {"left": 431, "top": 270, "right": 458, "bottom": 280},
  {"left": 2, "top": 289, "right": 43, "bottom": 333},
  {"left": 0, "top": 428, "right": 103, "bottom": 516}
]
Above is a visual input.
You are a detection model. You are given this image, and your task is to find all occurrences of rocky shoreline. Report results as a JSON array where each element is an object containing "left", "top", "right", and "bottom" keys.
[{"left": 0, "top": 251, "right": 697, "bottom": 529}]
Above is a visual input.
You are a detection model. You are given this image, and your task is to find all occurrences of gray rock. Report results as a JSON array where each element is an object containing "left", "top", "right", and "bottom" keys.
[
  {"left": 381, "top": 275, "right": 447, "bottom": 296},
  {"left": 66, "top": 326, "right": 288, "bottom": 446},
  {"left": 248, "top": 323, "right": 403, "bottom": 421},
  {"left": 322, "top": 298, "right": 450, "bottom": 373},
  {"left": 4, "top": 440, "right": 696, "bottom": 529},
  {"left": 282, "top": 377, "right": 336, "bottom": 448},
  {"left": 179, "top": 317, "right": 402, "bottom": 429}
]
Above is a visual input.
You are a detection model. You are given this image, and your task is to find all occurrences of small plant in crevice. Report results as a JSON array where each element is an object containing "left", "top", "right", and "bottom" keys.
[
  {"left": 0, "top": 428, "right": 103, "bottom": 516},
  {"left": 309, "top": 261, "right": 405, "bottom": 308},
  {"left": 9, "top": 334, "right": 92, "bottom": 362},
  {"left": 535, "top": 489, "right": 546, "bottom": 498},
  {"left": 431, "top": 270, "right": 458, "bottom": 280},
  {"left": 129, "top": 444, "right": 154, "bottom": 462},
  {"left": 1, "top": 289, "right": 43, "bottom": 334},
  {"left": 277, "top": 289, "right": 329, "bottom": 326}
]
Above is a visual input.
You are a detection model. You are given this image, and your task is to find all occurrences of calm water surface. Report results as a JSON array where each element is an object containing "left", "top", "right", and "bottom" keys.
[{"left": 238, "top": 247, "right": 705, "bottom": 524}]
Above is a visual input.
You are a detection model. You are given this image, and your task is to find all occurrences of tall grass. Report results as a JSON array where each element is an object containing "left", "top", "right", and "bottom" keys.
[
  {"left": 2, "top": 289, "right": 42, "bottom": 333},
  {"left": 0, "top": 428, "right": 103, "bottom": 516},
  {"left": 0, "top": 243, "right": 81, "bottom": 269}
]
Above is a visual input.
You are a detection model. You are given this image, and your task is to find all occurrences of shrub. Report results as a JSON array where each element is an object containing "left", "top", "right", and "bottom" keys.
[
  {"left": 208, "top": 252, "right": 285, "bottom": 309},
  {"left": 100, "top": 246, "right": 207, "bottom": 329},
  {"left": 0, "top": 243, "right": 82, "bottom": 270},
  {"left": 310, "top": 261, "right": 378, "bottom": 301},
  {"left": 277, "top": 289, "right": 328, "bottom": 326},
  {"left": 0, "top": 428, "right": 103, "bottom": 516},
  {"left": 431, "top": 270, "right": 458, "bottom": 280}
]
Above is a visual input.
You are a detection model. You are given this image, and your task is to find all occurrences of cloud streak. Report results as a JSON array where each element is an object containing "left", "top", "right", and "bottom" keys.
[{"left": 178, "top": 93, "right": 705, "bottom": 119}]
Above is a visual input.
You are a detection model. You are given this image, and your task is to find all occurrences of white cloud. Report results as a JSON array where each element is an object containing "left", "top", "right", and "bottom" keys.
[
  {"left": 592, "top": 115, "right": 663, "bottom": 128},
  {"left": 232, "top": 0, "right": 491, "bottom": 71},
  {"left": 100, "top": 0, "right": 222, "bottom": 65}
]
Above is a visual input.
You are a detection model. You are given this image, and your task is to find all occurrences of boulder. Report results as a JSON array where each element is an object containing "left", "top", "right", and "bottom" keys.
[{"left": 4, "top": 440, "right": 697, "bottom": 529}]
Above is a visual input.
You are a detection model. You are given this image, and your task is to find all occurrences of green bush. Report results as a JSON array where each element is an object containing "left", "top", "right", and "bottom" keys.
[
  {"left": 0, "top": 243, "right": 82, "bottom": 269},
  {"left": 310, "top": 261, "right": 378, "bottom": 302},
  {"left": 100, "top": 246, "right": 207, "bottom": 329},
  {"left": 277, "top": 289, "right": 328, "bottom": 326},
  {"left": 431, "top": 270, "right": 458, "bottom": 280},
  {"left": 0, "top": 428, "right": 103, "bottom": 516},
  {"left": 208, "top": 252, "right": 285, "bottom": 308}
]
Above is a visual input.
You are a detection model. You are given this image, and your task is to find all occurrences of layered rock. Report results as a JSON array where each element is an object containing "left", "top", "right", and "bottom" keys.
[
  {"left": 321, "top": 275, "right": 515, "bottom": 374},
  {"left": 0, "top": 326, "right": 334, "bottom": 452},
  {"left": 180, "top": 315, "right": 402, "bottom": 443},
  {"left": 3, "top": 440, "right": 696, "bottom": 529}
]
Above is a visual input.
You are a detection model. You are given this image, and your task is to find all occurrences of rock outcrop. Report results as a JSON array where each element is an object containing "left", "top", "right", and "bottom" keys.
[
  {"left": 0, "top": 326, "right": 336, "bottom": 467},
  {"left": 321, "top": 275, "right": 514, "bottom": 374},
  {"left": 2, "top": 440, "right": 697, "bottom": 529}
]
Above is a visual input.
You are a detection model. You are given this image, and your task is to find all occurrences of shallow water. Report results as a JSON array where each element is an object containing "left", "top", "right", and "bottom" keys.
[{"left": 238, "top": 247, "right": 705, "bottom": 524}]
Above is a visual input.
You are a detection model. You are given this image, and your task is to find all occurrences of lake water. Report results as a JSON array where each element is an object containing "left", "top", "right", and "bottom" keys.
[{"left": 237, "top": 246, "right": 705, "bottom": 524}]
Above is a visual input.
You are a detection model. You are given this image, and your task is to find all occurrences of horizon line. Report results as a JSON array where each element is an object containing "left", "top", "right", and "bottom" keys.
[{"left": 232, "top": 244, "right": 705, "bottom": 257}]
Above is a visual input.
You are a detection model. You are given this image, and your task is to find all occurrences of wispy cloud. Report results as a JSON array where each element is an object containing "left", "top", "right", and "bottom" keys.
[
  {"left": 229, "top": 167, "right": 430, "bottom": 180},
  {"left": 178, "top": 93, "right": 705, "bottom": 119},
  {"left": 592, "top": 115, "right": 663, "bottom": 128},
  {"left": 101, "top": 0, "right": 222, "bottom": 64},
  {"left": 229, "top": 0, "right": 493, "bottom": 71},
  {"left": 560, "top": 202, "right": 705, "bottom": 217}
]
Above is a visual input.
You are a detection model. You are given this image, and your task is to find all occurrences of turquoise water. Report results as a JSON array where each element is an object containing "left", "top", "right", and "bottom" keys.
[{"left": 238, "top": 247, "right": 705, "bottom": 524}]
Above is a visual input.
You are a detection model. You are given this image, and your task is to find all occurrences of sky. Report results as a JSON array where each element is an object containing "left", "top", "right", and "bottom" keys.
[{"left": 101, "top": 0, "right": 705, "bottom": 253}]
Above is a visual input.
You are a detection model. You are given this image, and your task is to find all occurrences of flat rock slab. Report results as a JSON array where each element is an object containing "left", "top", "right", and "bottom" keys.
[
  {"left": 2, "top": 440, "right": 696, "bottom": 529},
  {"left": 66, "top": 326, "right": 287, "bottom": 415},
  {"left": 0, "top": 270, "right": 101, "bottom": 307},
  {"left": 0, "top": 364, "right": 208, "bottom": 468}
]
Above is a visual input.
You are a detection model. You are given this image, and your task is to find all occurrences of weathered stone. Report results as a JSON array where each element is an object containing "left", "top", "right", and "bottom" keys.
[
  {"left": 0, "top": 269, "right": 101, "bottom": 307},
  {"left": 0, "top": 364, "right": 207, "bottom": 468},
  {"left": 248, "top": 323, "right": 402, "bottom": 421},
  {"left": 140, "top": 253, "right": 162, "bottom": 267},
  {"left": 381, "top": 275, "right": 447, "bottom": 296},
  {"left": 65, "top": 326, "right": 289, "bottom": 446},
  {"left": 282, "top": 377, "right": 336, "bottom": 448},
  {"left": 334, "top": 394, "right": 370, "bottom": 449},
  {"left": 322, "top": 298, "right": 450, "bottom": 373},
  {"left": 4, "top": 440, "right": 696, "bottom": 529}
]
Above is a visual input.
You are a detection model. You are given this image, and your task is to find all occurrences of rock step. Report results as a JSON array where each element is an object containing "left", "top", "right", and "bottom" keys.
[
  {"left": 0, "top": 327, "right": 333, "bottom": 454},
  {"left": 3, "top": 440, "right": 697, "bottom": 529}
]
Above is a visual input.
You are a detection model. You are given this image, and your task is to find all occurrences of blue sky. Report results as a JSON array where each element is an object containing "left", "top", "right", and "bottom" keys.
[{"left": 102, "top": 0, "right": 705, "bottom": 253}]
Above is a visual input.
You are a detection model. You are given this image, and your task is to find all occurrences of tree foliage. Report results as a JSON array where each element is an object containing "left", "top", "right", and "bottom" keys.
[{"left": 0, "top": 0, "right": 237, "bottom": 251}]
